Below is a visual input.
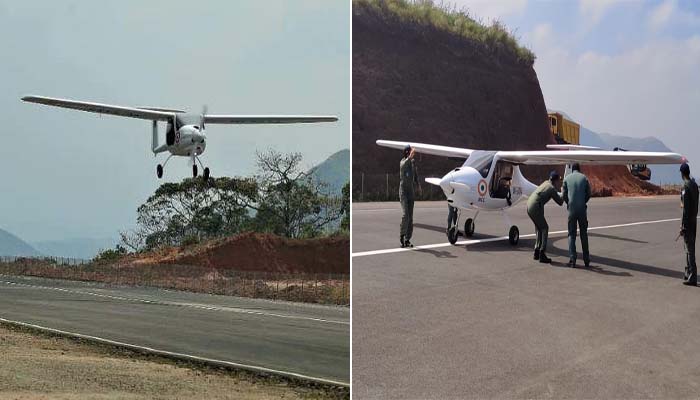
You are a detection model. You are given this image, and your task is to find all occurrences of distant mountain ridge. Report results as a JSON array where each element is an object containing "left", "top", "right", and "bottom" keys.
[
  {"left": 309, "top": 149, "right": 349, "bottom": 195},
  {"left": 32, "top": 237, "right": 118, "bottom": 259},
  {"left": 548, "top": 110, "right": 681, "bottom": 184},
  {"left": 0, "top": 228, "right": 40, "bottom": 257}
]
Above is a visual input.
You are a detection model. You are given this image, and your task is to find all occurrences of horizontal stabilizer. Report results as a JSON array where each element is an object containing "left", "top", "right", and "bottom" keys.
[{"left": 425, "top": 177, "right": 442, "bottom": 186}]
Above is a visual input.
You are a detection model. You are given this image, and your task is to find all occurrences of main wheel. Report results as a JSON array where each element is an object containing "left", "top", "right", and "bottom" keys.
[
  {"left": 464, "top": 218, "right": 475, "bottom": 237},
  {"left": 447, "top": 226, "right": 459, "bottom": 245},
  {"left": 156, "top": 164, "right": 163, "bottom": 179},
  {"left": 203, "top": 167, "right": 210, "bottom": 181},
  {"left": 192, "top": 164, "right": 198, "bottom": 178},
  {"left": 508, "top": 225, "right": 519, "bottom": 245}
]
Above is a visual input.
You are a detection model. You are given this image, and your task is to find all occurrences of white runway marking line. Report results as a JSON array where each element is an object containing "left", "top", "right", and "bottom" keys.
[
  {"left": 0, "top": 278, "right": 348, "bottom": 325},
  {"left": 351, "top": 217, "right": 682, "bottom": 258},
  {"left": 0, "top": 317, "right": 348, "bottom": 387}
]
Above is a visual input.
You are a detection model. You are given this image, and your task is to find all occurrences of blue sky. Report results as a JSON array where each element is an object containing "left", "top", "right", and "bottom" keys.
[
  {"left": 453, "top": 0, "right": 699, "bottom": 166},
  {"left": 0, "top": 1, "right": 349, "bottom": 243}
]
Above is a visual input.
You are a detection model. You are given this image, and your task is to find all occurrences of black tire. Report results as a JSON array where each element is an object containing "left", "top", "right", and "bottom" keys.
[
  {"left": 464, "top": 218, "right": 475, "bottom": 237},
  {"left": 156, "top": 164, "right": 163, "bottom": 179},
  {"left": 192, "top": 164, "right": 198, "bottom": 178},
  {"left": 508, "top": 225, "right": 519, "bottom": 245},
  {"left": 203, "top": 167, "right": 210, "bottom": 181},
  {"left": 447, "top": 226, "right": 458, "bottom": 245}
]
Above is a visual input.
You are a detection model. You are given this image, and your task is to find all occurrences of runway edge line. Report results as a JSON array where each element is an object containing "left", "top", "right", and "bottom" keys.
[{"left": 0, "top": 317, "right": 349, "bottom": 388}]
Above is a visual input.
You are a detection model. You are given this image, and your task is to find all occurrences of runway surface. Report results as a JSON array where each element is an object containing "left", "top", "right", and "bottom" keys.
[
  {"left": 352, "top": 196, "right": 700, "bottom": 398},
  {"left": 0, "top": 276, "right": 349, "bottom": 385}
]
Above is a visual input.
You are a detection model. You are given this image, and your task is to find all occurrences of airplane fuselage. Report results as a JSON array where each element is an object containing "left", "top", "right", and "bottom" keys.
[
  {"left": 167, "top": 125, "right": 207, "bottom": 157},
  {"left": 431, "top": 151, "right": 538, "bottom": 213}
]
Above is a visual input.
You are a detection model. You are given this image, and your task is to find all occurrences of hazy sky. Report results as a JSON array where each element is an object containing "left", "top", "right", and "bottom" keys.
[
  {"left": 454, "top": 0, "right": 699, "bottom": 164},
  {"left": 0, "top": 1, "right": 349, "bottom": 242}
]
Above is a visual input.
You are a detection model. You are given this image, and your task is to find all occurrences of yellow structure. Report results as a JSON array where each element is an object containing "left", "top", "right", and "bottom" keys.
[{"left": 548, "top": 112, "right": 580, "bottom": 145}]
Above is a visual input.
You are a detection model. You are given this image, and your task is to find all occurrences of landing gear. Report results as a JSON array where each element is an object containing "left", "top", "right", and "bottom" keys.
[
  {"left": 446, "top": 209, "right": 479, "bottom": 245},
  {"left": 508, "top": 225, "right": 519, "bottom": 245},
  {"left": 448, "top": 226, "right": 459, "bottom": 245},
  {"left": 192, "top": 164, "right": 198, "bottom": 178},
  {"left": 156, "top": 164, "right": 163, "bottom": 179},
  {"left": 203, "top": 167, "right": 210, "bottom": 182},
  {"left": 464, "top": 218, "right": 475, "bottom": 237}
]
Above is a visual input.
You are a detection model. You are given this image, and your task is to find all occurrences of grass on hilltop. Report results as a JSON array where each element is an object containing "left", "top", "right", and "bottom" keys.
[{"left": 354, "top": 0, "right": 536, "bottom": 65}]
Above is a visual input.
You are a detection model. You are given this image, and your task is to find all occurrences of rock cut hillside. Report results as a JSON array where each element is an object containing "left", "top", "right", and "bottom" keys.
[{"left": 352, "top": 1, "right": 553, "bottom": 199}]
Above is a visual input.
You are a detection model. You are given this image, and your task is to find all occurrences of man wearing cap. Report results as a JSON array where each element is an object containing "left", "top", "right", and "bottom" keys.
[
  {"left": 399, "top": 145, "right": 420, "bottom": 248},
  {"left": 679, "top": 162, "right": 698, "bottom": 286},
  {"left": 563, "top": 163, "right": 591, "bottom": 268},
  {"left": 527, "top": 171, "right": 564, "bottom": 263}
]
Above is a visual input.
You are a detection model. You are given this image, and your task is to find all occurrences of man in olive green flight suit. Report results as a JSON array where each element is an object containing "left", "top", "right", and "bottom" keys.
[
  {"left": 563, "top": 163, "right": 591, "bottom": 268},
  {"left": 527, "top": 171, "right": 564, "bottom": 263},
  {"left": 679, "top": 162, "right": 698, "bottom": 286},
  {"left": 400, "top": 145, "right": 420, "bottom": 248}
]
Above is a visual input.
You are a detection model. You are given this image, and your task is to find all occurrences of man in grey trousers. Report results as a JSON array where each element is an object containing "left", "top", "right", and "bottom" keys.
[{"left": 563, "top": 163, "right": 591, "bottom": 268}]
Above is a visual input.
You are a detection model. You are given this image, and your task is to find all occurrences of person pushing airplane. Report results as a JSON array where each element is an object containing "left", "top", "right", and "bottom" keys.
[{"left": 527, "top": 171, "right": 564, "bottom": 263}]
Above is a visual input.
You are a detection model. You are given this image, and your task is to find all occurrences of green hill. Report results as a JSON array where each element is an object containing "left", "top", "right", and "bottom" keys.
[{"left": 310, "top": 149, "right": 349, "bottom": 195}]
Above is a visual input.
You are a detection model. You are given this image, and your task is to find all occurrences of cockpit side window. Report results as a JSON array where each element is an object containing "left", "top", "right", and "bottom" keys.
[{"left": 463, "top": 151, "right": 496, "bottom": 178}]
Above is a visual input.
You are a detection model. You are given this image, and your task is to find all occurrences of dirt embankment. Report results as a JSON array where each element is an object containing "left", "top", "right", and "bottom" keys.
[
  {"left": 582, "top": 165, "right": 677, "bottom": 197},
  {"left": 126, "top": 232, "right": 349, "bottom": 275},
  {"left": 352, "top": 2, "right": 667, "bottom": 199}
]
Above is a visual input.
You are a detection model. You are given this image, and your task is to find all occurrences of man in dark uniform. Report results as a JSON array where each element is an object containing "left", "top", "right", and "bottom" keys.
[
  {"left": 400, "top": 145, "right": 420, "bottom": 248},
  {"left": 563, "top": 163, "right": 591, "bottom": 268},
  {"left": 527, "top": 171, "right": 564, "bottom": 263},
  {"left": 680, "top": 162, "right": 698, "bottom": 286}
]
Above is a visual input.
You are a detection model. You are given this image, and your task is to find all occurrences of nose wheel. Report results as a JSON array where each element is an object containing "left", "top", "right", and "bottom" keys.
[
  {"left": 192, "top": 164, "right": 198, "bottom": 178},
  {"left": 156, "top": 164, "right": 163, "bottom": 179},
  {"left": 203, "top": 167, "right": 210, "bottom": 181},
  {"left": 508, "top": 225, "right": 519, "bottom": 245}
]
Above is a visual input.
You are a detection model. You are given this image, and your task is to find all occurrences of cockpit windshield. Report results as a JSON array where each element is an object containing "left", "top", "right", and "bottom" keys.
[
  {"left": 175, "top": 114, "right": 200, "bottom": 129},
  {"left": 463, "top": 150, "right": 496, "bottom": 178}
]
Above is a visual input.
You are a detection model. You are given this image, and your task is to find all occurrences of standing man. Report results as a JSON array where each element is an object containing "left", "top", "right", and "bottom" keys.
[
  {"left": 527, "top": 171, "right": 564, "bottom": 263},
  {"left": 400, "top": 145, "right": 419, "bottom": 248},
  {"left": 679, "top": 162, "right": 698, "bottom": 286},
  {"left": 562, "top": 163, "right": 591, "bottom": 268}
]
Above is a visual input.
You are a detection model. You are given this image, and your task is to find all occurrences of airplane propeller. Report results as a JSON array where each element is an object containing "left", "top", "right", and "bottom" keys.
[{"left": 200, "top": 105, "right": 208, "bottom": 131}]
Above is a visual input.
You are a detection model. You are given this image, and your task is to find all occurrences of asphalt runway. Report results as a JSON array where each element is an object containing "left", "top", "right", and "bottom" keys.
[
  {"left": 0, "top": 276, "right": 349, "bottom": 385},
  {"left": 352, "top": 196, "right": 700, "bottom": 399}
]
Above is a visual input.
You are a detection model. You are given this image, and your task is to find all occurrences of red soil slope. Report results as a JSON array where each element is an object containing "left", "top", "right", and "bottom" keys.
[
  {"left": 126, "top": 232, "right": 349, "bottom": 274},
  {"left": 582, "top": 165, "right": 677, "bottom": 197}
]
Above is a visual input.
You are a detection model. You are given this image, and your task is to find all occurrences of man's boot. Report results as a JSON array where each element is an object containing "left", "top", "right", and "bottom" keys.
[
  {"left": 400, "top": 235, "right": 406, "bottom": 248},
  {"left": 539, "top": 252, "right": 552, "bottom": 264},
  {"left": 533, "top": 249, "right": 540, "bottom": 260}
]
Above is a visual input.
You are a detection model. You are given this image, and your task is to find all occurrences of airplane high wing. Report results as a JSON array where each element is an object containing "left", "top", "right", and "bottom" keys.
[
  {"left": 22, "top": 95, "right": 338, "bottom": 124},
  {"left": 377, "top": 139, "right": 684, "bottom": 165},
  {"left": 22, "top": 95, "right": 178, "bottom": 121},
  {"left": 497, "top": 150, "right": 684, "bottom": 165},
  {"left": 376, "top": 140, "right": 474, "bottom": 158},
  {"left": 204, "top": 115, "right": 338, "bottom": 124}
]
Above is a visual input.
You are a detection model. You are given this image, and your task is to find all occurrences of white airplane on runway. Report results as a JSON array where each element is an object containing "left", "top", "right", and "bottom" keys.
[
  {"left": 377, "top": 140, "right": 685, "bottom": 245},
  {"left": 22, "top": 95, "right": 338, "bottom": 180}
]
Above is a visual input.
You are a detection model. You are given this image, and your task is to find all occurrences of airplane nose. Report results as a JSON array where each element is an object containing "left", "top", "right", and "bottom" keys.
[{"left": 439, "top": 172, "right": 454, "bottom": 196}]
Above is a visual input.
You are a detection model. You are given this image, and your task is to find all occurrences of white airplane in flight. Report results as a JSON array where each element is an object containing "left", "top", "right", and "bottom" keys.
[
  {"left": 377, "top": 140, "right": 685, "bottom": 245},
  {"left": 22, "top": 95, "right": 338, "bottom": 180}
]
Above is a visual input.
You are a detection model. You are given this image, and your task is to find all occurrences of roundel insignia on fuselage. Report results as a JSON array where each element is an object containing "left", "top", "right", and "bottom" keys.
[{"left": 477, "top": 179, "right": 488, "bottom": 197}]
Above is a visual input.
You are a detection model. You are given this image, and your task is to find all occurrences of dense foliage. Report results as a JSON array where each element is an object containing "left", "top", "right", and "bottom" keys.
[{"left": 120, "top": 150, "right": 347, "bottom": 251}]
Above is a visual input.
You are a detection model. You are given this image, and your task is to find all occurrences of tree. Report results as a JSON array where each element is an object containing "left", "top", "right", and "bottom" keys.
[
  {"left": 253, "top": 149, "right": 343, "bottom": 238},
  {"left": 124, "top": 177, "right": 257, "bottom": 250},
  {"left": 340, "top": 182, "right": 350, "bottom": 232}
]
